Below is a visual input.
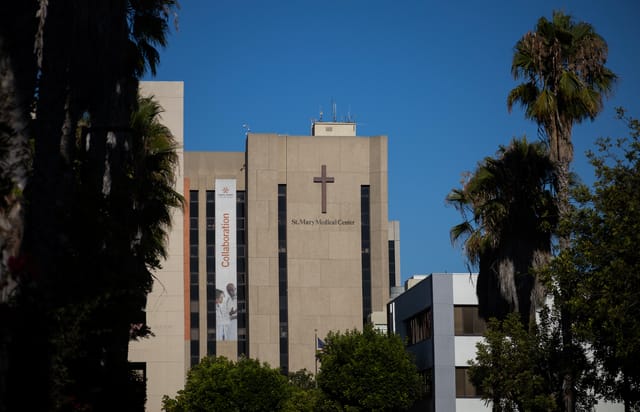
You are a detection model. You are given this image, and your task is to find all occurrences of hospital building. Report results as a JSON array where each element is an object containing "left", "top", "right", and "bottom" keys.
[{"left": 129, "top": 81, "right": 401, "bottom": 411}]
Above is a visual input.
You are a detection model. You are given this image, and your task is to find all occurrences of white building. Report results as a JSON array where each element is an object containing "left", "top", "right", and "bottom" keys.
[
  {"left": 388, "top": 273, "right": 624, "bottom": 412},
  {"left": 388, "top": 273, "right": 490, "bottom": 412}
]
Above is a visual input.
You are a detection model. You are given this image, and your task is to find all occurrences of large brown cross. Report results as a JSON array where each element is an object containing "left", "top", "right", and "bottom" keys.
[{"left": 313, "top": 165, "right": 334, "bottom": 214}]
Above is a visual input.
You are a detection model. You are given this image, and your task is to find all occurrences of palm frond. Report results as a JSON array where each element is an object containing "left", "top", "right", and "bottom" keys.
[
  {"left": 450, "top": 221, "right": 473, "bottom": 246},
  {"left": 508, "top": 10, "right": 616, "bottom": 159},
  {"left": 531, "top": 89, "right": 556, "bottom": 121},
  {"left": 507, "top": 83, "right": 539, "bottom": 114},
  {"left": 558, "top": 71, "right": 581, "bottom": 99}
]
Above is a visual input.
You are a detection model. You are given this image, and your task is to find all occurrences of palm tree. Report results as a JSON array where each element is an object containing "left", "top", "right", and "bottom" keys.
[
  {"left": 41, "top": 93, "right": 183, "bottom": 412},
  {"left": 75, "top": 93, "right": 183, "bottom": 411},
  {"left": 507, "top": 11, "right": 616, "bottom": 244},
  {"left": 2, "top": 1, "right": 178, "bottom": 410},
  {"left": 128, "top": 93, "right": 185, "bottom": 273},
  {"left": 447, "top": 138, "right": 556, "bottom": 327},
  {"left": 0, "top": 1, "right": 37, "bottom": 294},
  {"left": 507, "top": 12, "right": 616, "bottom": 410}
]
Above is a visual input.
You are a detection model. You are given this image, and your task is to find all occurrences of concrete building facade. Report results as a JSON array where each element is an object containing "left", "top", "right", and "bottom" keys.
[
  {"left": 128, "top": 82, "right": 186, "bottom": 412},
  {"left": 130, "top": 81, "right": 400, "bottom": 411},
  {"left": 184, "top": 126, "right": 396, "bottom": 374},
  {"left": 388, "top": 273, "right": 490, "bottom": 412}
]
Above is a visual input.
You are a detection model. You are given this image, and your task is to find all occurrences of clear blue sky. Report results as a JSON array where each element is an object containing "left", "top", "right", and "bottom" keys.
[{"left": 146, "top": 0, "right": 640, "bottom": 282}]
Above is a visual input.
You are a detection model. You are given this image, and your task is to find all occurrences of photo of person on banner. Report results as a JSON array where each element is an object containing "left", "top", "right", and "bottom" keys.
[
  {"left": 226, "top": 283, "right": 237, "bottom": 340},
  {"left": 215, "top": 289, "right": 230, "bottom": 340}
]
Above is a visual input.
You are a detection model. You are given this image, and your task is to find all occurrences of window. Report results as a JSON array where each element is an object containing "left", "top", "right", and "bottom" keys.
[
  {"left": 190, "top": 313, "right": 199, "bottom": 329},
  {"left": 207, "top": 328, "right": 216, "bottom": 354},
  {"left": 206, "top": 299, "right": 215, "bottom": 315},
  {"left": 190, "top": 341, "right": 199, "bottom": 367},
  {"left": 455, "top": 367, "right": 480, "bottom": 398},
  {"left": 454, "top": 306, "right": 487, "bottom": 336},
  {"left": 277, "top": 185, "right": 288, "bottom": 374},
  {"left": 419, "top": 369, "right": 433, "bottom": 400},
  {"left": 190, "top": 328, "right": 199, "bottom": 340},
  {"left": 205, "top": 190, "right": 215, "bottom": 356},
  {"left": 361, "top": 186, "right": 371, "bottom": 324},
  {"left": 190, "top": 284, "right": 199, "bottom": 300},
  {"left": 129, "top": 362, "right": 146, "bottom": 382},
  {"left": 405, "top": 308, "right": 432, "bottom": 345},
  {"left": 388, "top": 240, "right": 396, "bottom": 288},
  {"left": 236, "top": 190, "right": 248, "bottom": 357},
  {"left": 189, "top": 190, "right": 200, "bottom": 366},
  {"left": 189, "top": 228, "right": 198, "bottom": 244},
  {"left": 205, "top": 258, "right": 215, "bottom": 278}
]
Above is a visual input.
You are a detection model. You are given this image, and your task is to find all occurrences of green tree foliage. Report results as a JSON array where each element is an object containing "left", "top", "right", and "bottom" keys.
[
  {"left": 560, "top": 110, "right": 640, "bottom": 410},
  {"left": 283, "top": 369, "right": 325, "bottom": 412},
  {"left": 316, "top": 324, "right": 422, "bottom": 411},
  {"left": 162, "top": 357, "right": 292, "bottom": 412},
  {"left": 447, "top": 138, "right": 556, "bottom": 326},
  {"left": 469, "top": 312, "right": 568, "bottom": 412},
  {"left": 128, "top": 94, "right": 185, "bottom": 272}
]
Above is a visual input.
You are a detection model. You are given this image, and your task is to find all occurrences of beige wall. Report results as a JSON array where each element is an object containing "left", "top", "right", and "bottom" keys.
[
  {"left": 184, "top": 151, "right": 245, "bottom": 362},
  {"left": 183, "top": 133, "right": 392, "bottom": 373},
  {"left": 245, "top": 133, "right": 280, "bottom": 367},
  {"left": 246, "top": 133, "right": 390, "bottom": 372},
  {"left": 311, "top": 121, "right": 357, "bottom": 136},
  {"left": 133, "top": 85, "right": 395, "bottom": 410},
  {"left": 129, "top": 81, "right": 185, "bottom": 412}
]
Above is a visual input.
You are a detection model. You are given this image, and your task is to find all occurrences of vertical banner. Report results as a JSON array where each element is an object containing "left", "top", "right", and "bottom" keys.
[{"left": 215, "top": 179, "right": 237, "bottom": 341}]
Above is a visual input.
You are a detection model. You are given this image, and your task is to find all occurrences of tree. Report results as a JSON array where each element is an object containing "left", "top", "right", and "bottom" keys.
[
  {"left": 507, "top": 11, "right": 616, "bottom": 232},
  {"left": 4, "top": 91, "right": 183, "bottom": 411},
  {"left": 507, "top": 12, "right": 616, "bottom": 410},
  {"left": 0, "top": 1, "right": 179, "bottom": 410},
  {"left": 162, "top": 356, "right": 292, "bottom": 412},
  {"left": 316, "top": 324, "right": 422, "bottom": 411},
  {"left": 561, "top": 110, "right": 640, "bottom": 411},
  {"left": 126, "top": 93, "right": 185, "bottom": 274},
  {"left": 469, "top": 313, "right": 565, "bottom": 412},
  {"left": 0, "top": 0, "right": 34, "bottom": 299},
  {"left": 447, "top": 138, "right": 556, "bottom": 326},
  {"left": 283, "top": 369, "right": 324, "bottom": 412},
  {"left": 56, "top": 92, "right": 184, "bottom": 409}
]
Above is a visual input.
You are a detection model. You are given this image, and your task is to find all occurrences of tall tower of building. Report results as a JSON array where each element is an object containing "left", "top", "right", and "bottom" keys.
[
  {"left": 184, "top": 122, "right": 395, "bottom": 374},
  {"left": 130, "top": 81, "right": 400, "bottom": 411},
  {"left": 128, "top": 81, "right": 186, "bottom": 412}
]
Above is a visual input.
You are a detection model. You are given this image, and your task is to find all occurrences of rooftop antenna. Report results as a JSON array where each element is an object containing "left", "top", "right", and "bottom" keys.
[
  {"left": 319, "top": 106, "right": 323, "bottom": 121},
  {"left": 332, "top": 99, "right": 337, "bottom": 122}
]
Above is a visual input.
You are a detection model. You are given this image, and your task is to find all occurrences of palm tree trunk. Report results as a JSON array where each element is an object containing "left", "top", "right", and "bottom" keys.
[
  {"left": 548, "top": 111, "right": 577, "bottom": 412},
  {"left": 0, "top": 40, "right": 34, "bottom": 412},
  {"left": 18, "top": 0, "right": 75, "bottom": 406},
  {"left": 0, "top": 2, "right": 44, "bottom": 410},
  {"left": 0, "top": 0, "right": 38, "bottom": 303},
  {"left": 556, "top": 156, "right": 576, "bottom": 412}
]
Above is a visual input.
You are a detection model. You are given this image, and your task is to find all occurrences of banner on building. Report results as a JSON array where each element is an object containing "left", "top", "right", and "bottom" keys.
[{"left": 215, "top": 179, "right": 237, "bottom": 341}]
